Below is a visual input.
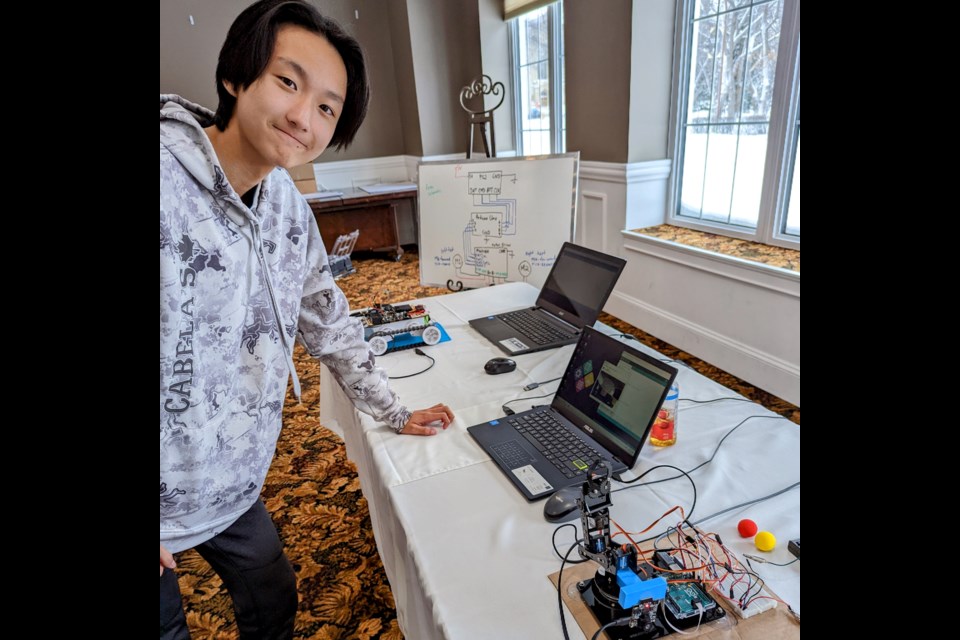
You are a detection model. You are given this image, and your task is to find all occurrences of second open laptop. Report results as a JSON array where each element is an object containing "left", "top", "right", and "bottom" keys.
[
  {"left": 467, "top": 327, "right": 678, "bottom": 501},
  {"left": 468, "top": 242, "right": 626, "bottom": 356}
]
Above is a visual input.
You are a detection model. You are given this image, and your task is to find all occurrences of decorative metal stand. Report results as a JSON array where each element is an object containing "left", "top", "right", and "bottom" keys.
[{"left": 460, "top": 75, "right": 505, "bottom": 158}]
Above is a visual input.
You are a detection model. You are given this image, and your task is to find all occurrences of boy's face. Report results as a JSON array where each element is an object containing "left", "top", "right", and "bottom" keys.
[{"left": 227, "top": 25, "right": 348, "bottom": 169}]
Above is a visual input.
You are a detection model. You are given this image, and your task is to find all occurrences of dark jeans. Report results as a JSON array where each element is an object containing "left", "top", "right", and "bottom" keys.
[{"left": 160, "top": 500, "right": 298, "bottom": 640}]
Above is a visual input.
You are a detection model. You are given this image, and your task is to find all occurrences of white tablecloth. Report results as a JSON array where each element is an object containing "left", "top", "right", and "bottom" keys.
[{"left": 320, "top": 283, "right": 800, "bottom": 639}]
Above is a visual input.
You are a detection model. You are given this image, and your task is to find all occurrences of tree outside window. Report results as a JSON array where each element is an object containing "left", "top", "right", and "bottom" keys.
[{"left": 672, "top": 0, "right": 800, "bottom": 247}]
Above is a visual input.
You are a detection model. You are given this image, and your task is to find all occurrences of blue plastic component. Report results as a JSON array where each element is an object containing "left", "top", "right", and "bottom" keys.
[
  {"left": 375, "top": 322, "right": 452, "bottom": 353},
  {"left": 617, "top": 571, "right": 667, "bottom": 609},
  {"left": 490, "top": 420, "right": 499, "bottom": 425}
]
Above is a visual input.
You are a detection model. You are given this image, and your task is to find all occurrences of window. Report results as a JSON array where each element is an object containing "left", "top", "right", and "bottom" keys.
[
  {"left": 509, "top": 2, "right": 565, "bottom": 155},
  {"left": 671, "top": 0, "right": 800, "bottom": 247},
  {"left": 782, "top": 95, "right": 799, "bottom": 236}
]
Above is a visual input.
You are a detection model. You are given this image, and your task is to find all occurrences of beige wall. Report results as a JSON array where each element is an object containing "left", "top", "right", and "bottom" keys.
[
  {"left": 478, "top": 0, "right": 515, "bottom": 153},
  {"left": 159, "top": 0, "right": 242, "bottom": 111},
  {"left": 323, "top": 0, "right": 406, "bottom": 161},
  {"left": 563, "top": 0, "right": 633, "bottom": 163},
  {"left": 404, "top": 0, "right": 482, "bottom": 156},
  {"left": 563, "top": 0, "right": 678, "bottom": 163},
  {"left": 628, "top": 0, "right": 676, "bottom": 162},
  {"left": 387, "top": 0, "right": 422, "bottom": 156}
]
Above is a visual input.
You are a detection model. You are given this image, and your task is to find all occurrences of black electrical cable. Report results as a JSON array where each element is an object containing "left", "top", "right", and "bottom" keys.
[
  {"left": 500, "top": 390, "right": 555, "bottom": 415},
  {"left": 552, "top": 523, "right": 586, "bottom": 563},
  {"left": 753, "top": 557, "right": 799, "bottom": 567},
  {"left": 615, "top": 464, "right": 698, "bottom": 520},
  {"left": 634, "top": 481, "right": 800, "bottom": 548},
  {"left": 679, "top": 396, "right": 756, "bottom": 405},
  {"left": 611, "top": 413, "right": 787, "bottom": 495},
  {"left": 388, "top": 348, "right": 436, "bottom": 379},
  {"left": 523, "top": 376, "right": 561, "bottom": 391},
  {"left": 691, "top": 481, "right": 800, "bottom": 526},
  {"left": 737, "top": 565, "right": 766, "bottom": 607},
  {"left": 685, "top": 414, "right": 789, "bottom": 476},
  {"left": 771, "top": 557, "right": 799, "bottom": 567},
  {"left": 558, "top": 540, "right": 582, "bottom": 640},
  {"left": 592, "top": 617, "right": 631, "bottom": 640}
]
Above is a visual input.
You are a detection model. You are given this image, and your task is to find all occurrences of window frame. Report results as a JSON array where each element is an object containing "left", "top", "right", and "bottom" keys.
[
  {"left": 508, "top": 1, "right": 566, "bottom": 156},
  {"left": 668, "top": 0, "right": 801, "bottom": 249}
]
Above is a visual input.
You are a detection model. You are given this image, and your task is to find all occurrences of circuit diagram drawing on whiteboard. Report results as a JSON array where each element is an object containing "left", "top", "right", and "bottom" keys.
[{"left": 417, "top": 153, "right": 579, "bottom": 290}]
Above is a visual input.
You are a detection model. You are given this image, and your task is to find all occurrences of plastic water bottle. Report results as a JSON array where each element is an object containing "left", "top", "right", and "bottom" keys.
[{"left": 650, "top": 383, "right": 679, "bottom": 446}]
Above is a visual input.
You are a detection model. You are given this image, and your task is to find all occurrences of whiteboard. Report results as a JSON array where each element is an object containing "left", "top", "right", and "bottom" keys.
[{"left": 417, "top": 153, "right": 579, "bottom": 290}]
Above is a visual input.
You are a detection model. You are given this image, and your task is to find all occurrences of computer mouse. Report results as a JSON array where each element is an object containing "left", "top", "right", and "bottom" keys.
[
  {"left": 484, "top": 357, "right": 517, "bottom": 375},
  {"left": 543, "top": 485, "right": 582, "bottom": 523}
]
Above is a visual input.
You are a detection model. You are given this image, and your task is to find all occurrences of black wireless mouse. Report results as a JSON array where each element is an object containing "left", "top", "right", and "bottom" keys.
[
  {"left": 543, "top": 485, "right": 581, "bottom": 523},
  {"left": 484, "top": 357, "right": 517, "bottom": 375}
]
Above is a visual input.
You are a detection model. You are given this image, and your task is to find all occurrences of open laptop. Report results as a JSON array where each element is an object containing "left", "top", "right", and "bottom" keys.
[
  {"left": 468, "top": 242, "right": 626, "bottom": 355},
  {"left": 468, "top": 327, "right": 678, "bottom": 500}
]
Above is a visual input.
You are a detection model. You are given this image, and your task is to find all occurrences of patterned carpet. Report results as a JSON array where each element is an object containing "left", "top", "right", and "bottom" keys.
[
  {"left": 175, "top": 248, "right": 799, "bottom": 639},
  {"left": 634, "top": 224, "right": 801, "bottom": 273}
]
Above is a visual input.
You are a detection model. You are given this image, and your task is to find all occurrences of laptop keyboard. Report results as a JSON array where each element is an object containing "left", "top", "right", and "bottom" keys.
[
  {"left": 500, "top": 311, "right": 576, "bottom": 345},
  {"left": 509, "top": 410, "right": 603, "bottom": 479}
]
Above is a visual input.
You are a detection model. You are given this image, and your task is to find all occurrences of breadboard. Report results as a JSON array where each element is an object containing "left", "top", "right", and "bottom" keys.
[{"left": 712, "top": 547, "right": 777, "bottom": 619}]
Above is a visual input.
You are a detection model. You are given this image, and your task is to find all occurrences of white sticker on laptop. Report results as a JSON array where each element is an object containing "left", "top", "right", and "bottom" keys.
[
  {"left": 499, "top": 337, "right": 530, "bottom": 352},
  {"left": 511, "top": 465, "right": 553, "bottom": 494}
]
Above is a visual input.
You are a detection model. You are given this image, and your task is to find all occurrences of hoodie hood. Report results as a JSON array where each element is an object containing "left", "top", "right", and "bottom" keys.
[
  {"left": 160, "top": 94, "right": 265, "bottom": 226},
  {"left": 159, "top": 94, "right": 236, "bottom": 199}
]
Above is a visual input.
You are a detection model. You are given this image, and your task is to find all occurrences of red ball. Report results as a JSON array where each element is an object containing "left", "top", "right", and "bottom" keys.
[{"left": 737, "top": 519, "right": 758, "bottom": 538}]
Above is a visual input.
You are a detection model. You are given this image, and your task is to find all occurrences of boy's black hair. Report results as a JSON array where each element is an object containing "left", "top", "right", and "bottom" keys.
[{"left": 213, "top": 0, "right": 369, "bottom": 151}]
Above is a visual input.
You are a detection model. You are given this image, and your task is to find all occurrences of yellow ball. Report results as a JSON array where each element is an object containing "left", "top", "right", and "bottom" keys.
[{"left": 754, "top": 531, "right": 776, "bottom": 552}]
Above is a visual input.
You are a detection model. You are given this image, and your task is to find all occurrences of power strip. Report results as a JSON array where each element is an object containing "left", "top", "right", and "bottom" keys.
[
  {"left": 711, "top": 548, "right": 778, "bottom": 619},
  {"left": 788, "top": 538, "right": 800, "bottom": 559}
]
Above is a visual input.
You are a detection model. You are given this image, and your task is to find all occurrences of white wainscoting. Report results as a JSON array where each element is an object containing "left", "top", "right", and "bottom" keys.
[
  {"left": 579, "top": 160, "right": 671, "bottom": 255},
  {"left": 609, "top": 232, "right": 800, "bottom": 405},
  {"left": 577, "top": 191, "right": 607, "bottom": 249}
]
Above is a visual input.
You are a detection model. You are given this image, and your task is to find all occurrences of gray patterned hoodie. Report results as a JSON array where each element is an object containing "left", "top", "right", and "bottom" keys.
[{"left": 160, "top": 95, "right": 410, "bottom": 553}]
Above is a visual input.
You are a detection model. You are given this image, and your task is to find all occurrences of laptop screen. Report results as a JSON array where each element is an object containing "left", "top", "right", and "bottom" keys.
[
  {"left": 536, "top": 243, "right": 626, "bottom": 328},
  {"left": 551, "top": 327, "right": 678, "bottom": 466}
]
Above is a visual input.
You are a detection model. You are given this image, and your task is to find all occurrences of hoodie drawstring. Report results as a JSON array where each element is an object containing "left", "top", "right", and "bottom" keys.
[{"left": 250, "top": 221, "right": 302, "bottom": 402}]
